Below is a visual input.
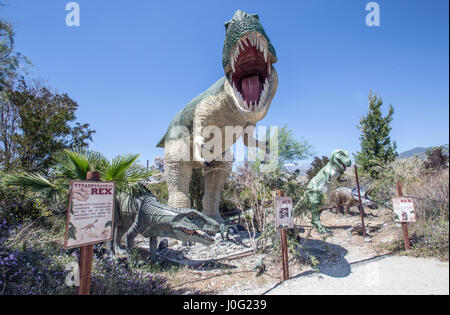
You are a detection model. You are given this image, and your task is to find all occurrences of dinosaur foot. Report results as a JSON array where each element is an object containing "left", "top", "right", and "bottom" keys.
[
  {"left": 311, "top": 218, "right": 333, "bottom": 235},
  {"left": 316, "top": 225, "right": 333, "bottom": 235}
]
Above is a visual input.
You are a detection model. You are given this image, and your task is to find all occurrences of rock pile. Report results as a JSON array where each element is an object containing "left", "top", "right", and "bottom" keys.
[{"left": 135, "top": 230, "right": 261, "bottom": 263}]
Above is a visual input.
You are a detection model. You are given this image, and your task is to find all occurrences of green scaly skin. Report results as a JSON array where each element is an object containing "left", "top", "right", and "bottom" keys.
[
  {"left": 112, "top": 184, "right": 219, "bottom": 262},
  {"left": 296, "top": 150, "right": 352, "bottom": 234}
]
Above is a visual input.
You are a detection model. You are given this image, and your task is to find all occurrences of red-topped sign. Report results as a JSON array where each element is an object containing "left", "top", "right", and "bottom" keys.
[
  {"left": 64, "top": 180, "right": 116, "bottom": 249},
  {"left": 392, "top": 197, "right": 416, "bottom": 223}
]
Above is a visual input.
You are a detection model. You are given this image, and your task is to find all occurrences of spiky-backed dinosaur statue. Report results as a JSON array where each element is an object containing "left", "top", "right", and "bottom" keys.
[
  {"left": 295, "top": 150, "right": 352, "bottom": 234},
  {"left": 156, "top": 10, "right": 278, "bottom": 222},
  {"left": 330, "top": 186, "right": 377, "bottom": 215},
  {"left": 111, "top": 184, "right": 219, "bottom": 262}
]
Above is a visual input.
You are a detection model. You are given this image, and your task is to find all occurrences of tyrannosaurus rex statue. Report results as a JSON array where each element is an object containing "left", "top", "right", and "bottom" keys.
[
  {"left": 295, "top": 150, "right": 352, "bottom": 234},
  {"left": 157, "top": 10, "right": 278, "bottom": 222}
]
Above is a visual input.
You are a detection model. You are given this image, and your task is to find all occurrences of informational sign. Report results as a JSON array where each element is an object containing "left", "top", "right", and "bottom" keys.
[
  {"left": 392, "top": 197, "right": 416, "bottom": 223},
  {"left": 64, "top": 180, "right": 115, "bottom": 249},
  {"left": 275, "top": 196, "right": 294, "bottom": 229}
]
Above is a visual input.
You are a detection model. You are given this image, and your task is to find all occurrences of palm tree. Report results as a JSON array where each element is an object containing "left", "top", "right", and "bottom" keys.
[{"left": 4, "top": 149, "right": 154, "bottom": 209}]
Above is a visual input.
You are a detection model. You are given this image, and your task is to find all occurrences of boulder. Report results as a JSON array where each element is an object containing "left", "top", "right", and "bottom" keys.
[
  {"left": 158, "top": 238, "right": 169, "bottom": 250},
  {"left": 351, "top": 220, "right": 384, "bottom": 235}
]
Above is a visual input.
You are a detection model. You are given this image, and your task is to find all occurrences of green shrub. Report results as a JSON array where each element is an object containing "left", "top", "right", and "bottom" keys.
[
  {"left": 0, "top": 171, "right": 47, "bottom": 224},
  {"left": 424, "top": 145, "right": 449, "bottom": 171},
  {"left": 407, "top": 169, "right": 449, "bottom": 260},
  {"left": 145, "top": 180, "right": 168, "bottom": 204}
]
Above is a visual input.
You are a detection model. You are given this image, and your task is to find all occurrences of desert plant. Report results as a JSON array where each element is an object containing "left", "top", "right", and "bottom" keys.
[
  {"left": 229, "top": 162, "right": 272, "bottom": 252},
  {"left": 362, "top": 156, "right": 449, "bottom": 260},
  {"left": 424, "top": 145, "right": 449, "bottom": 171}
]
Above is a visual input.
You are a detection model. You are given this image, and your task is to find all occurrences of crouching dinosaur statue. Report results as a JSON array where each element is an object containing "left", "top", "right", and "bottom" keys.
[
  {"left": 330, "top": 186, "right": 378, "bottom": 215},
  {"left": 295, "top": 150, "right": 352, "bottom": 234},
  {"left": 156, "top": 10, "right": 278, "bottom": 222},
  {"left": 110, "top": 184, "right": 220, "bottom": 262}
]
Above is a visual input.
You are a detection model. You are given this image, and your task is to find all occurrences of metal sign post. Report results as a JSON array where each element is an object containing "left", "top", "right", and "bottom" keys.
[{"left": 354, "top": 165, "right": 367, "bottom": 237}]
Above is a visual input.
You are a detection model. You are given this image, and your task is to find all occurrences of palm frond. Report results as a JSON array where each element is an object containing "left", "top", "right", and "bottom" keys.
[
  {"left": 102, "top": 154, "right": 140, "bottom": 182},
  {"left": 3, "top": 172, "right": 62, "bottom": 200},
  {"left": 86, "top": 151, "right": 108, "bottom": 172},
  {"left": 124, "top": 163, "right": 155, "bottom": 183},
  {"left": 53, "top": 149, "right": 89, "bottom": 180}
]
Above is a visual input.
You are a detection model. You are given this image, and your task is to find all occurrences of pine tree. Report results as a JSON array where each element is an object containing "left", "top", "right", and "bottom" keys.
[
  {"left": 306, "top": 156, "right": 329, "bottom": 180},
  {"left": 355, "top": 91, "right": 398, "bottom": 179}
]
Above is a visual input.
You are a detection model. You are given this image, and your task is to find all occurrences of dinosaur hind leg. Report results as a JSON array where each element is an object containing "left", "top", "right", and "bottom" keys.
[
  {"left": 311, "top": 208, "right": 332, "bottom": 235},
  {"left": 165, "top": 162, "right": 193, "bottom": 209},
  {"left": 202, "top": 161, "right": 232, "bottom": 222},
  {"left": 125, "top": 221, "right": 140, "bottom": 253},
  {"left": 114, "top": 225, "right": 129, "bottom": 256}
]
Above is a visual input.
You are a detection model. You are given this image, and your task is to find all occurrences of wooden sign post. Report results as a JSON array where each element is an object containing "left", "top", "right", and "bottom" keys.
[
  {"left": 394, "top": 182, "right": 412, "bottom": 250},
  {"left": 354, "top": 165, "right": 367, "bottom": 237},
  {"left": 64, "top": 171, "right": 115, "bottom": 295},
  {"left": 274, "top": 190, "right": 293, "bottom": 282}
]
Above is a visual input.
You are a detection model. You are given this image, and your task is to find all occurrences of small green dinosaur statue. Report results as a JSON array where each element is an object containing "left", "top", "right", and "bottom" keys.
[{"left": 295, "top": 150, "right": 352, "bottom": 234}]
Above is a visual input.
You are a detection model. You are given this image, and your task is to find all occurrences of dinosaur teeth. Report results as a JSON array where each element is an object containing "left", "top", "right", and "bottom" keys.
[
  {"left": 229, "top": 32, "right": 273, "bottom": 111},
  {"left": 257, "top": 79, "right": 270, "bottom": 109},
  {"left": 238, "top": 39, "right": 244, "bottom": 51},
  {"left": 195, "top": 229, "right": 207, "bottom": 237},
  {"left": 233, "top": 76, "right": 271, "bottom": 111},
  {"left": 230, "top": 32, "right": 270, "bottom": 75}
]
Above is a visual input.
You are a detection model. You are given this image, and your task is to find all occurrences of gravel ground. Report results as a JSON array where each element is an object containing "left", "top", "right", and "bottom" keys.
[{"left": 265, "top": 256, "right": 449, "bottom": 295}]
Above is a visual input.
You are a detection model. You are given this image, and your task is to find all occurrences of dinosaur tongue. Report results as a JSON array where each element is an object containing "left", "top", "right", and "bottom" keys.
[{"left": 241, "top": 75, "right": 261, "bottom": 106}]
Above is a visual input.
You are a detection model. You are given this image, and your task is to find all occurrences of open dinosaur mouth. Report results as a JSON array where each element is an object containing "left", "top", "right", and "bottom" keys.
[
  {"left": 229, "top": 32, "right": 272, "bottom": 111},
  {"left": 337, "top": 158, "right": 348, "bottom": 170},
  {"left": 176, "top": 227, "right": 216, "bottom": 242}
]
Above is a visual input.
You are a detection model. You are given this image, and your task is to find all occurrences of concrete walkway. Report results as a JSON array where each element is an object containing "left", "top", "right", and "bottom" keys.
[{"left": 266, "top": 256, "right": 449, "bottom": 295}]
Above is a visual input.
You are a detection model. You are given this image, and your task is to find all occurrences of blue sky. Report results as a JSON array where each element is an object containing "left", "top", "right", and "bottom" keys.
[{"left": 2, "top": 0, "right": 449, "bottom": 165}]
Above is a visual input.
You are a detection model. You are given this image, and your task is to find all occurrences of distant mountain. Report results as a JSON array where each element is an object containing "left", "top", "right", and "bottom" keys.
[
  {"left": 284, "top": 162, "right": 311, "bottom": 175},
  {"left": 398, "top": 147, "right": 429, "bottom": 159}
]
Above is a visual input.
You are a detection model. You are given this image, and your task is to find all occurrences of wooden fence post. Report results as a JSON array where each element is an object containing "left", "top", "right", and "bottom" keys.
[
  {"left": 397, "top": 181, "right": 411, "bottom": 250},
  {"left": 75, "top": 170, "right": 100, "bottom": 295},
  {"left": 354, "top": 165, "right": 367, "bottom": 237},
  {"left": 275, "top": 190, "right": 289, "bottom": 282}
]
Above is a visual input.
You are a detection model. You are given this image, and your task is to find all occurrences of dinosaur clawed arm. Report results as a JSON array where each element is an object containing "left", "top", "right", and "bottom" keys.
[{"left": 193, "top": 135, "right": 215, "bottom": 167}]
